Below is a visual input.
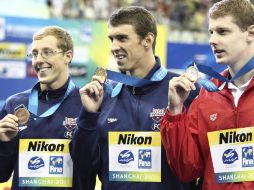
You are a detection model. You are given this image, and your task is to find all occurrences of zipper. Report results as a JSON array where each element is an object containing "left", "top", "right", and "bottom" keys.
[
  {"left": 46, "top": 92, "right": 49, "bottom": 101},
  {"left": 132, "top": 87, "right": 135, "bottom": 95}
]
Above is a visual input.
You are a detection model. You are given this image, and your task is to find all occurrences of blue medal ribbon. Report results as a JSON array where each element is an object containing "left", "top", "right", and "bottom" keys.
[
  {"left": 28, "top": 79, "right": 76, "bottom": 117},
  {"left": 194, "top": 56, "right": 254, "bottom": 92},
  {"left": 106, "top": 66, "right": 168, "bottom": 97}
]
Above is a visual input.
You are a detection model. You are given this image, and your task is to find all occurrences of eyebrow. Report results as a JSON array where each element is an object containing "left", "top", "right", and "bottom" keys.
[{"left": 108, "top": 34, "right": 128, "bottom": 39}]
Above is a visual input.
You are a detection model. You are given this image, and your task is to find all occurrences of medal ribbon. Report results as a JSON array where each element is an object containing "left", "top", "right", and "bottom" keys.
[
  {"left": 28, "top": 79, "right": 76, "bottom": 117},
  {"left": 194, "top": 56, "right": 254, "bottom": 92},
  {"left": 106, "top": 66, "right": 168, "bottom": 97}
]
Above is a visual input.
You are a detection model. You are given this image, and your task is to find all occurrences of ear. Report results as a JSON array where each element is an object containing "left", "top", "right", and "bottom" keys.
[
  {"left": 247, "top": 25, "right": 254, "bottom": 42},
  {"left": 143, "top": 32, "right": 155, "bottom": 49},
  {"left": 64, "top": 50, "right": 73, "bottom": 65}
]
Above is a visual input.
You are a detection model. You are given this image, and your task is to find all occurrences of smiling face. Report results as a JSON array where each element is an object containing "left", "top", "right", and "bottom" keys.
[
  {"left": 31, "top": 35, "right": 72, "bottom": 90},
  {"left": 108, "top": 24, "right": 147, "bottom": 73},
  {"left": 209, "top": 15, "right": 250, "bottom": 67}
]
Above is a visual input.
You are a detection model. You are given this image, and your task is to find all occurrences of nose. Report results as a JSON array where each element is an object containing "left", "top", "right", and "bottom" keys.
[
  {"left": 209, "top": 33, "right": 218, "bottom": 46},
  {"left": 111, "top": 39, "right": 120, "bottom": 52}
]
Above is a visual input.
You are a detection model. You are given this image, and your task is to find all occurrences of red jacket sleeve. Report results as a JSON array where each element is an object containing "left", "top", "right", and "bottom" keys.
[{"left": 160, "top": 101, "right": 204, "bottom": 182}]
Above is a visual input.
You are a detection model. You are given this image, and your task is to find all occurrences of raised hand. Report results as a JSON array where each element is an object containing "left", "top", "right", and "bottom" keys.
[
  {"left": 168, "top": 73, "right": 196, "bottom": 114},
  {"left": 79, "top": 76, "right": 105, "bottom": 113},
  {"left": 0, "top": 114, "right": 19, "bottom": 142}
]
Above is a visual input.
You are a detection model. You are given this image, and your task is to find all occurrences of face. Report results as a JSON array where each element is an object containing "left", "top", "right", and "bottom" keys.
[
  {"left": 31, "top": 35, "right": 71, "bottom": 90},
  {"left": 108, "top": 24, "right": 147, "bottom": 73},
  {"left": 209, "top": 15, "right": 249, "bottom": 67}
]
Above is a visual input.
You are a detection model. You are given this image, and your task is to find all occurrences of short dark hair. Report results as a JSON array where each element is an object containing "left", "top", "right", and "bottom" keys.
[
  {"left": 109, "top": 6, "right": 157, "bottom": 52},
  {"left": 209, "top": 0, "right": 254, "bottom": 31}
]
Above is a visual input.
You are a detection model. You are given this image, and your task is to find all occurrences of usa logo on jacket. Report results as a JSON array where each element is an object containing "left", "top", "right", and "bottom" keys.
[{"left": 150, "top": 108, "right": 165, "bottom": 131}]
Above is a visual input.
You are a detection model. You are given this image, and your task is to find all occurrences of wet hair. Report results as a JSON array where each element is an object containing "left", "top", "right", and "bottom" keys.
[
  {"left": 109, "top": 6, "right": 157, "bottom": 53},
  {"left": 33, "top": 25, "right": 73, "bottom": 52},
  {"left": 209, "top": 0, "right": 254, "bottom": 31}
]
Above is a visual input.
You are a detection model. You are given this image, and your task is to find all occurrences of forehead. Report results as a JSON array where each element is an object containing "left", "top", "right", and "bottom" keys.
[
  {"left": 209, "top": 15, "right": 238, "bottom": 30},
  {"left": 31, "top": 35, "right": 58, "bottom": 50},
  {"left": 108, "top": 24, "right": 137, "bottom": 37}
]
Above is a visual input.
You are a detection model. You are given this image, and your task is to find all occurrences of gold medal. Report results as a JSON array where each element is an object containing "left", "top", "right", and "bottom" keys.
[
  {"left": 14, "top": 107, "right": 30, "bottom": 125},
  {"left": 186, "top": 66, "right": 199, "bottom": 81},
  {"left": 94, "top": 67, "right": 107, "bottom": 83}
]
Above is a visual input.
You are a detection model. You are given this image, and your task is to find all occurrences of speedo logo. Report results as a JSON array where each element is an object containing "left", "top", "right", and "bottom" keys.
[
  {"left": 118, "top": 134, "right": 152, "bottom": 145},
  {"left": 27, "top": 141, "right": 64, "bottom": 152}
]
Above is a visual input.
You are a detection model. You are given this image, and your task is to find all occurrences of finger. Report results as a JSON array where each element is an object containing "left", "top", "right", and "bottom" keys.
[
  {"left": 92, "top": 75, "right": 105, "bottom": 84},
  {"left": 0, "top": 115, "right": 19, "bottom": 127},
  {"left": 0, "top": 121, "right": 19, "bottom": 131},
  {"left": 171, "top": 77, "right": 194, "bottom": 92}
]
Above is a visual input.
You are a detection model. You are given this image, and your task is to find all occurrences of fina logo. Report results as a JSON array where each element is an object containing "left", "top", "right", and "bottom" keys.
[
  {"left": 118, "top": 150, "right": 134, "bottom": 164},
  {"left": 222, "top": 149, "right": 238, "bottom": 164},
  {"left": 28, "top": 156, "right": 45, "bottom": 170},
  {"left": 49, "top": 156, "right": 63, "bottom": 174},
  {"left": 138, "top": 149, "right": 151, "bottom": 169},
  {"left": 242, "top": 146, "right": 254, "bottom": 167}
]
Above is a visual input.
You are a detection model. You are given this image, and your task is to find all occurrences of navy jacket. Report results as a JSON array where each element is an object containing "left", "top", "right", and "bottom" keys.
[
  {"left": 0, "top": 79, "right": 94, "bottom": 190},
  {"left": 71, "top": 59, "right": 199, "bottom": 190}
]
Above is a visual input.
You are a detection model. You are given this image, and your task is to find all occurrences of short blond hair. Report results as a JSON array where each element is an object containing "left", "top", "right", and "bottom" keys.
[
  {"left": 33, "top": 26, "right": 73, "bottom": 52},
  {"left": 209, "top": 0, "right": 254, "bottom": 31}
]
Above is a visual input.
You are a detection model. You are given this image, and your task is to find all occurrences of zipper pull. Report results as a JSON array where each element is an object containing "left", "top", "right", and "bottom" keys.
[
  {"left": 46, "top": 92, "right": 49, "bottom": 101},
  {"left": 132, "top": 87, "right": 135, "bottom": 95}
]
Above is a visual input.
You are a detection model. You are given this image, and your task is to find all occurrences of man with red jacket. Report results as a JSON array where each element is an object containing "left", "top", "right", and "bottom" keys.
[{"left": 160, "top": 0, "right": 254, "bottom": 189}]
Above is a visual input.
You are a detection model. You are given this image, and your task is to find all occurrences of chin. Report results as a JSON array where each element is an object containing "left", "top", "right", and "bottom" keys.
[{"left": 215, "top": 57, "right": 227, "bottom": 65}]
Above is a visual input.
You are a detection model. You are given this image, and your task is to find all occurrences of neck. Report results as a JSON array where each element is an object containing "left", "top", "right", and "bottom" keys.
[
  {"left": 229, "top": 55, "right": 254, "bottom": 87},
  {"left": 40, "top": 76, "right": 69, "bottom": 91},
  {"left": 129, "top": 53, "right": 156, "bottom": 78}
]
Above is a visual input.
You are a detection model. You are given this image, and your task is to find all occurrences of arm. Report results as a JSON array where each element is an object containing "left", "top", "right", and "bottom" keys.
[
  {"left": 160, "top": 105, "right": 204, "bottom": 182},
  {"left": 70, "top": 109, "right": 100, "bottom": 178},
  {"left": 70, "top": 77, "right": 104, "bottom": 182},
  {"left": 160, "top": 74, "right": 204, "bottom": 182},
  {"left": 0, "top": 106, "right": 19, "bottom": 182}
]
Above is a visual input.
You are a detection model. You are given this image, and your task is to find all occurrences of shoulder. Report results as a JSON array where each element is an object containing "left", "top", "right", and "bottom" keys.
[{"left": 2, "top": 89, "right": 31, "bottom": 114}]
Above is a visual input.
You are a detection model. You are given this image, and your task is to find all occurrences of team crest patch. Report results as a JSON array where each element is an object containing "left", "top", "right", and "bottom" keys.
[
  {"left": 150, "top": 108, "right": 165, "bottom": 131},
  {"left": 63, "top": 117, "right": 77, "bottom": 131},
  {"left": 63, "top": 117, "right": 77, "bottom": 139}
]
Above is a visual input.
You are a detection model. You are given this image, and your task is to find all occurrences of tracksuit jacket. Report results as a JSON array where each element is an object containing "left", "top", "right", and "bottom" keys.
[
  {"left": 0, "top": 79, "right": 93, "bottom": 190},
  {"left": 70, "top": 58, "right": 199, "bottom": 190},
  {"left": 161, "top": 70, "right": 254, "bottom": 190}
]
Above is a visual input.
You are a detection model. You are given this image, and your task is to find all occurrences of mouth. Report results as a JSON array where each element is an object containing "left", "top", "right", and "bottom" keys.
[
  {"left": 114, "top": 53, "right": 126, "bottom": 61},
  {"left": 35, "top": 66, "right": 52, "bottom": 73},
  {"left": 214, "top": 49, "right": 225, "bottom": 56}
]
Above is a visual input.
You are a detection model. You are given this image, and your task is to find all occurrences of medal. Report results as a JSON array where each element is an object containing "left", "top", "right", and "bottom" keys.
[
  {"left": 14, "top": 107, "right": 30, "bottom": 125},
  {"left": 94, "top": 67, "right": 107, "bottom": 83},
  {"left": 186, "top": 65, "right": 199, "bottom": 81}
]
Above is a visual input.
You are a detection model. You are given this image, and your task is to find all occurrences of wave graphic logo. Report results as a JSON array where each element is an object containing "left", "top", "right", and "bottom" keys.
[
  {"left": 28, "top": 156, "right": 45, "bottom": 170},
  {"left": 222, "top": 149, "right": 238, "bottom": 164},
  {"left": 118, "top": 150, "right": 134, "bottom": 164}
]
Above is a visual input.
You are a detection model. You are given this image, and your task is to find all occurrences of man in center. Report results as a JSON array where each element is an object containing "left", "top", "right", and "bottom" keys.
[{"left": 71, "top": 6, "right": 198, "bottom": 190}]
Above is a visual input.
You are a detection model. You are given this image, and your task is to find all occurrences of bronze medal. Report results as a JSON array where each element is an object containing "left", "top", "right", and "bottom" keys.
[
  {"left": 186, "top": 66, "right": 199, "bottom": 81},
  {"left": 94, "top": 67, "right": 107, "bottom": 83},
  {"left": 14, "top": 107, "right": 30, "bottom": 125}
]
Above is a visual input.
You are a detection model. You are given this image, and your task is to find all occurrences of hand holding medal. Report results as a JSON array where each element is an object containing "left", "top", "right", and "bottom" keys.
[
  {"left": 94, "top": 67, "right": 107, "bottom": 84},
  {"left": 186, "top": 64, "right": 199, "bottom": 82},
  {"left": 14, "top": 106, "right": 30, "bottom": 126}
]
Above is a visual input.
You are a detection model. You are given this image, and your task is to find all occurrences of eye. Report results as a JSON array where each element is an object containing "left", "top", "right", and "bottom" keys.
[
  {"left": 32, "top": 51, "right": 38, "bottom": 57},
  {"left": 217, "top": 28, "right": 227, "bottom": 35},
  {"left": 42, "top": 49, "right": 53, "bottom": 56},
  {"left": 117, "top": 35, "right": 127, "bottom": 42}
]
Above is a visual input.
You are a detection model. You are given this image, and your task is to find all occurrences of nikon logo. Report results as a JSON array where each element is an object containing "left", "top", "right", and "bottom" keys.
[
  {"left": 219, "top": 131, "right": 252, "bottom": 144},
  {"left": 27, "top": 141, "right": 64, "bottom": 152},
  {"left": 118, "top": 134, "right": 152, "bottom": 145}
]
